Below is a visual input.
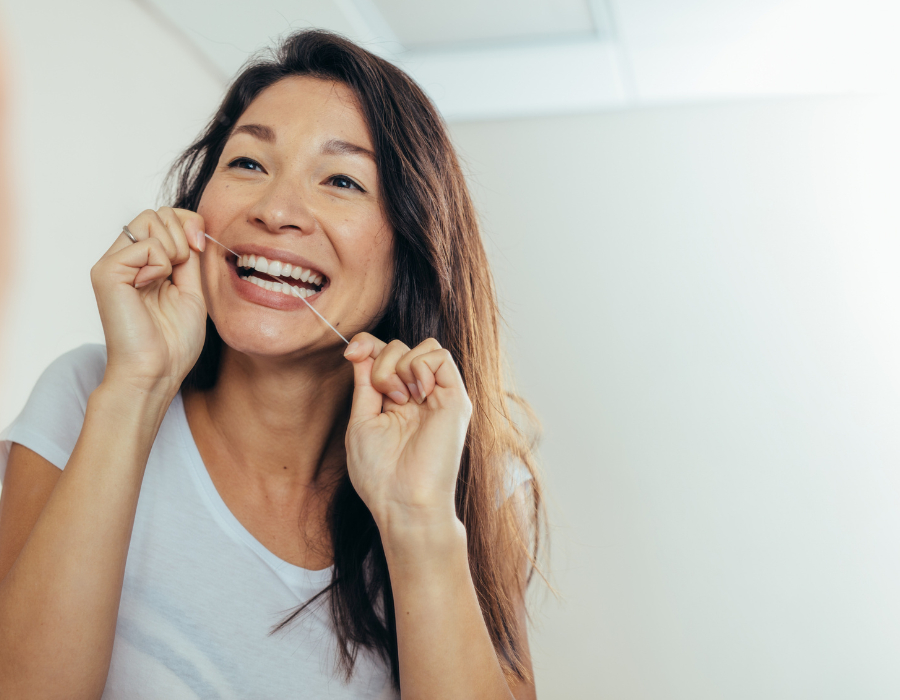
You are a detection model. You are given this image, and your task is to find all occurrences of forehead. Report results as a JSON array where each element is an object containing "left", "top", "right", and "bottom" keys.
[{"left": 235, "top": 76, "right": 371, "bottom": 148}]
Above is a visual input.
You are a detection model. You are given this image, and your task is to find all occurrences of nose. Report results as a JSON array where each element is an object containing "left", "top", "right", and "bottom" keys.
[{"left": 246, "top": 174, "right": 318, "bottom": 236}]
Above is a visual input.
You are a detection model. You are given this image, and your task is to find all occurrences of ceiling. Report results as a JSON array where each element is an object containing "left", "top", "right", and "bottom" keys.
[{"left": 139, "top": 0, "right": 899, "bottom": 121}]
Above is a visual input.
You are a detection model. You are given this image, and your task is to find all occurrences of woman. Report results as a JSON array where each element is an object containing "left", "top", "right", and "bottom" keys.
[{"left": 0, "top": 30, "right": 543, "bottom": 699}]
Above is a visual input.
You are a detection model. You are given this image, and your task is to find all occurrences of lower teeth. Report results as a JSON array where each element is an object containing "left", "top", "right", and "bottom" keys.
[{"left": 240, "top": 274, "right": 317, "bottom": 298}]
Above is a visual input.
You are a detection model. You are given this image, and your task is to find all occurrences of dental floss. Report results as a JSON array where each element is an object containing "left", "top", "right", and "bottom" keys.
[{"left": 202, "top": 232, "right": 349, "bottom": 344}]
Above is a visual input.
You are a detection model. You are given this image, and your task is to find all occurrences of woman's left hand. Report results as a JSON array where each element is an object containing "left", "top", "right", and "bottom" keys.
[{"left": 343, "top": 333, "right": 472, "bottom": 535}]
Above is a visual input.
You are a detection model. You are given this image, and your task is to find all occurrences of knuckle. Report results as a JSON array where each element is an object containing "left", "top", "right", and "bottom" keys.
[
  {"left": 370, "top": 365, "right": 392, "bottom": 384},
  {"left": 148, "top": 237, "right": 168, "bottom": 257}
]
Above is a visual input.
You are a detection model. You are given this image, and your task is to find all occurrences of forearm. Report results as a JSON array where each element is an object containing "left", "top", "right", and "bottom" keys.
[
  {"left": 383, "top": 514, "right": 514, "bottom": 700},
  {"left": 0, "top": 383, "right": 171, "bottom": 698}
]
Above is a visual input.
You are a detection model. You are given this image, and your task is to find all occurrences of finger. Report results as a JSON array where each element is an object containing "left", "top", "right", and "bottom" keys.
[
  {"left": 395, "top": 338, "right": 442, "bottom": 404},
  {"left": 348, "top": 355, "right": 383, "bottom": 425},
  {"left": 156, "top": 207, "right": 191, "bottom": 265},
  {"left": 93, "top": 236, "right": 172, "bottom": 291},
  {"left": 127, "top": 209, "right": 179, "bottom": 263},
  {"left": 345, "top": 333, "right": 390, "bottom": 424},
  {"left": 170, "top": 246, "right": 204, "bottom": 299},
  {"left": 131, "top": 237, "right": 174, "bottom": 289},
  {"left": 100, "top": 229, "right": 142, "bottom": 260},
  {"left": 170, "top": 208, "right": 207, "bottom": 253},
  {"left": 409, "top": 348, "right": 466, "bottom": 402},
  {"left": 343, "top": 332, "right": 387, "bottom": 363},
  {"left": 371, "top": 339, "right": 412, "bottom": 405}
]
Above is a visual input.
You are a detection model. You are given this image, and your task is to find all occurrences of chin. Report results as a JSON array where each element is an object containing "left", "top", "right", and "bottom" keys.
[{"left": 210, "top": 308, "right": 338, "bottom": 361}]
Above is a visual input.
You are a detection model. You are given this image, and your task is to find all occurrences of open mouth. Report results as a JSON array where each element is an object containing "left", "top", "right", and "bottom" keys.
[{"left": 234, "top": 254, "right": 326, "bottom": 298}]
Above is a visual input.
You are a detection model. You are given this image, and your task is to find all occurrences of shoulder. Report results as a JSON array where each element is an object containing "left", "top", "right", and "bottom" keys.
[
  {"left": 38, "top": 344, "right": 108, "bottom": 401},
  {"left": 502, "top": 454, "right": 533, "bottom": 502},
  {"left": 18, "top": 343, "right": 107, "bottom": 415},
  {"left": 0, "top": 344, "right": 107, "bottom": 478}
]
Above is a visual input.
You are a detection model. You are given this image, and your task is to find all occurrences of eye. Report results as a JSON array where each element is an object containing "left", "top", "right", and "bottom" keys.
[
  {"left": 327, "top": 175, "right": 365, "bottom": 192},
  {"left": 227, "top": 157, "right": 265, "bottom": 172}
]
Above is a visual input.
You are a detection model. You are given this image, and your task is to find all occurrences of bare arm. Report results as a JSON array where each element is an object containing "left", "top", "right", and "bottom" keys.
[
  {"left": 0, "top": 445, "right": 62, "bottom": 582},
  {"left": 344, "top": 334, "right": 537, "bottom": 699},
  {"left": 384, "top": 515, "right": 536, "bottom": 700},
  {"left": 0, "top": 207, "right": 207, "bottom": 698},
  {"left": 0, "top": 387, "right": 171, "bottom": 698}
]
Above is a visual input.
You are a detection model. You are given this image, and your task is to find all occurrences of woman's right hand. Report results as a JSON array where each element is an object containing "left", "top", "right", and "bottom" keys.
[{"left": 91, "top": 207, "right": 207, "bottom": 400}]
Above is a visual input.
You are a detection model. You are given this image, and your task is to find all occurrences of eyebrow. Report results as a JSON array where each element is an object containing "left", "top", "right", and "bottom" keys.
[
  {"left": 230, "top": 123, "right": 276, "bottom": 143},
  {"left": 320, "top": 138, "right": 375, "bottom": 161},
  {"left": 229, "top": 125, "right": 375, "bottom": 161}
]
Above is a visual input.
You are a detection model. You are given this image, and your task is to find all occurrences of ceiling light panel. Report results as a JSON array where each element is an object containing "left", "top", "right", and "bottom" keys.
[{"left": 370, "top": 0, "right": 596, "bottom": 48}]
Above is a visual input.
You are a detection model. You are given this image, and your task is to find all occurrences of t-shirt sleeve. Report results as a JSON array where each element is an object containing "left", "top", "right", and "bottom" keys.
[
  {"left": 0, "top": 344, "right": 108, "bottom": 483},
  {"left": 501, "top": 454, "right": 534, "bottom": 506}
]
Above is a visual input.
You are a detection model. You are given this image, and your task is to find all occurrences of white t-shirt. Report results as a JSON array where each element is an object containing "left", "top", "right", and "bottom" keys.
[{"left": 0, "top": 344, "right": 398, "bottom": 699}]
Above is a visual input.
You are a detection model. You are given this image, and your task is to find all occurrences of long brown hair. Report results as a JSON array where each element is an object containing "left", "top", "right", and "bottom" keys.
[{"left": 167, "top": 29, "right": 545, "bottom": 688}]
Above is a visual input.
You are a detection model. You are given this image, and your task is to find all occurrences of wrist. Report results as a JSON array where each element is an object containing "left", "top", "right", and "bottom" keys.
[
  {"left": 102, "top": 364, "right": 181, "bottom": 402},
  {"left": 378, "top": 506, "right": 467, "bottom": 566},
  {"left": 90, "top": 380, "right": 176, "bottom": 433}
]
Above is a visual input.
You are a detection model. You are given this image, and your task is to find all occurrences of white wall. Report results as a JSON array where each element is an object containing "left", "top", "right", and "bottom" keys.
[
  {"left": 3, "top": 2, "right": 900, "bottom": 698},
  {"left": 450, "top": 98, "right": 900, "bottom": 698},
  {"left": 0, "top": 0, "right": 222, "bottom": 426}
]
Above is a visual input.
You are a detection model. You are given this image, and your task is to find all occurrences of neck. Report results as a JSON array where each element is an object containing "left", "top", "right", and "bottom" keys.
[{"left": 187, "top": 344, "right": 354, "bottom": 489}]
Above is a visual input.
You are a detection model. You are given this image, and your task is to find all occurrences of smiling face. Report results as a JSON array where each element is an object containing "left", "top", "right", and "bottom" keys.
[{"left": 197, "top": 76, "right": 394, "bottom": 359}]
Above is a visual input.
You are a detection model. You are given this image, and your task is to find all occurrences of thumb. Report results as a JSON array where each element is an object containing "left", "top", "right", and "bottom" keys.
[
  {"left": 348, "top": 355, "right": 384, "bottom": 425},
  {"left": 172, "top": 208, "right": 207, "bottom": 252},
  {"left": 171, "top": 246, "right": 203, "bottom": 298}
]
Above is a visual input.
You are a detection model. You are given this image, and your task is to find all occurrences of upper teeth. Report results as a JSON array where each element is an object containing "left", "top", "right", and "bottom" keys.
[{"left": 237, "top": 254, "right": 324, "bottom": 286}]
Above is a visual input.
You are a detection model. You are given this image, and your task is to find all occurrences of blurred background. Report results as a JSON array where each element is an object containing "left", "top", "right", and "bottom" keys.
[{"left": 3, "top": 1, "right": 900, "bottom": 697}]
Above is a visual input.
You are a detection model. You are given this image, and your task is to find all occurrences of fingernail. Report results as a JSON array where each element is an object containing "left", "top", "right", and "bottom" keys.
[
  {"left": 134, "top": 279, "right": 151, "bottom": 289},
  {"left": 344, "top": 341, "right": 359, "bottom": 357},
  {"left": 416, "top": 380, "right": 426, "bottom": 401},
  {"left": 388, "top": 390, "right": 408, "bottom": 405},
  {"left": 407, "top": 382, "right": 423, "bottom": 404},
  {"left": 196, "top": 230, "right": 206, "bottom": 252}
]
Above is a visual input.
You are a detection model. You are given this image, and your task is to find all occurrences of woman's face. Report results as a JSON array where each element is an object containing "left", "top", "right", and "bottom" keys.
[{"left": 197, "top": 76, "right": 393, "bottom": 359}]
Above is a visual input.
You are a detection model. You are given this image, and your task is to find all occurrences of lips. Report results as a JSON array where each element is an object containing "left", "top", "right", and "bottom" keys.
[{"left": 223, "top": 246, "right": 330, "bottom": 311}]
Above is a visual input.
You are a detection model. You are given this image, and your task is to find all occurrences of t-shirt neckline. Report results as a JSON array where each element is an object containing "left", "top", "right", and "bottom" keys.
[{"left": 172, "top": 391, "right": 334, "bottom": 593}]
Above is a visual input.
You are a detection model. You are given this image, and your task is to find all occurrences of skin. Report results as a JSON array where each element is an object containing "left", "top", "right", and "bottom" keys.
[{"left": 0, "top": 76, "right": 534, "bottom": 699}]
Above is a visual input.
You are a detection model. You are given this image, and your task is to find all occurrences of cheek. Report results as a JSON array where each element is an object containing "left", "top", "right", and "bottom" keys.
[
  {"left": 197, "top": 185, "right": 230, "bottom": 232},
  {"left": 358, "top": 231, "right": 395, "bottom": 302}
]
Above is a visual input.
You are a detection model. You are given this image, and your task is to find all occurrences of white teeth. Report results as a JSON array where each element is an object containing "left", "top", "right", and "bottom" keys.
[{"left": 238, "top": 254, "right": 324, "bottom": 288}]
